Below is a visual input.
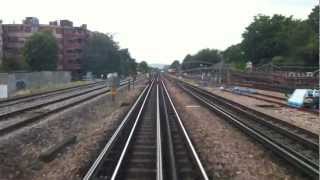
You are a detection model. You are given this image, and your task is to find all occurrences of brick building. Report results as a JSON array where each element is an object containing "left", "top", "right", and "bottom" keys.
[
  {"left": 2, "top": 17, "right": 39, "bottom": 63},
  {"left": 1, "top": 17, "right": 89, "bottom": 73}
]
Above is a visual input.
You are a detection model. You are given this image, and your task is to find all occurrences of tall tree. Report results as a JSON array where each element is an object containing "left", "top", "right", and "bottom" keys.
[
  {"left": 138, "top": 61, "right": 150, "bottom": 73},
  {"left": 82, "top": 32, "right": 121, "bottom": 75},
  {"left": 23, "top": 31, "right": 58, "bottom": 71},
  {"left": 181, "top": 5, "right": 319, "bottom": 69},
  {"left": 82, "top": 32, "right": 137, "bottom": 76},
  {"left": 306, "top": 5, "right": 319, "bottom": 65},
  {"left": 181, "top": 54, "right": 193, "bottom": 69},
  {"left": 223, "top": 44, "right": 246, "bottom": 70},
  {"left": 181, "top": 49, "right": 222, "bottom": 70},
  {"left": 170, "top": 60, "right": 180, "bottom": 69},
  {"left": 241, "top": 6, "right": 319, "bottom": 67},
  {"left": 241, "top": 14, "right": 294, "bottom": 65},
  {"left": 119, "top": 48, "right": 137, "bottom": 76},
  {"left": 308, "top": 5, "right": 319, "bottom": 33}
]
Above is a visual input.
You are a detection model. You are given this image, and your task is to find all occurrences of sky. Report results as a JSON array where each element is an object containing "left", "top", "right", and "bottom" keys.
[{"left": 1, "top": 0, "right": 318, "bottom": 65}]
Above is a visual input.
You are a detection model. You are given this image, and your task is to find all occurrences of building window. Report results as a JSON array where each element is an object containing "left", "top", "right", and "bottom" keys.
[
  {"left": 56, "top": 28, "right": 62, "bottom": 34},
  {"left": 25, "top": 27, "right": 31, "bottom": 32}
]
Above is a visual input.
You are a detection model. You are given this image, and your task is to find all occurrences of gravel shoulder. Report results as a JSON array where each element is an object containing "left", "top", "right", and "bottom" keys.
[
  {"left": 165, "top": 78, "right": 307, "bottom": 180},
  {"left": 0, "top": 81, "right": 146, "bottom": 180}
]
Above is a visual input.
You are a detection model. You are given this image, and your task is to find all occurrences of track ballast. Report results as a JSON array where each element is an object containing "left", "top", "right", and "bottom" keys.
[{"left": 83, "top": 77, "right": 209, "bottom": 180}]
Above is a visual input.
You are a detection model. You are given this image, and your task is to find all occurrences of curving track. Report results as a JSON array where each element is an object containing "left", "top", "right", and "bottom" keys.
[{"left": 83, "top": 78, "right": 209, "bottom": 180}]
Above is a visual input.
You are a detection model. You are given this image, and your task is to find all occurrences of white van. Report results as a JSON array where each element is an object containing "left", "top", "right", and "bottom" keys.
[{"left": 288, "top": 89, "right": 319, "bottom": 108}]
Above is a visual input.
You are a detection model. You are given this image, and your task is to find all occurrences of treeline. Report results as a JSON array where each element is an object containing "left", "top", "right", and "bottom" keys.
[
  {"left": 1, "top": 31, "right": 59, "bottom": 71},
  {"left": 82, "top": 32, "right": 151, "bottom": 76},
  {"left": 1, "top": 31, "right": 150, "bottom": 76},
  {"left": 177, "top": 5, "right": 319, "bottom": 70},
  {"left": 180, "top": 49, "right": 222, "bottom": 69},
  {"left": 82, "top": 32, "right": 137, "bottom": 76}
]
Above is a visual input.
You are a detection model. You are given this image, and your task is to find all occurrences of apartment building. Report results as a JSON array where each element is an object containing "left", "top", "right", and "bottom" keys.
[
  {"left": 1, "top": 17, "right": 89, "bottom": 72},
  {"left": 48, "top": 20, "right": 89, "bottom": 71},
  {"left": 2, "top": 17, "right": 39, "bottom": 62}
]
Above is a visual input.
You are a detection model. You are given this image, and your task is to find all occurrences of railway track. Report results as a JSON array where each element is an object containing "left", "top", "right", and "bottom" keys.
[
  {"left": 222, "top": 89, "right": 286, "bottom": 103},
  {"left": 171, "top": 77, "right": 319, "bottom": 179},
  {"left": 0, "top": 83, "right": 108, "bottom": 118},
  {"left": 222, "top": 88, "right": 319, "bottom": 115},
  {"left": 182, "top": 77, "right": 318, "bottom": 114},
  {"left": 255, "top": 91, "right": 287, "bottom": 101},
  {"left": 0, "top": 80, "right": 106, "bottom": 108},
  {"left": 83, "top": 78, "right": 209, "bottom": 180},
  {"left": 0, "top": 80, "right": 131, "bottom": 136}
]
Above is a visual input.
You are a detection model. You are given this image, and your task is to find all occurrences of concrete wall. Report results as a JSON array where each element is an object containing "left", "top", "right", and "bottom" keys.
[{"left": 0, "top": 71, "right": 71, "bottom": 96}]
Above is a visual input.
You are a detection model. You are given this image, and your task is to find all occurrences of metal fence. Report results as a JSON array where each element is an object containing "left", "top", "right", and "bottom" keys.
[{"left": 181, "top": 63, "right": 319, "bottom": 92}]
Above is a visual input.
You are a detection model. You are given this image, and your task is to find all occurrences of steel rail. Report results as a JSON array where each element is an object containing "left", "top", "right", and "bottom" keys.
[
  {"left": 178, "top": 81, "right": 319, "bottom": 179},
  {"left": 161, "top": 80, "right": 209, "bottom": 180},
  {"left": 156, "top": 83, "right": 164, "bottom": 180},
  {"left": 83, "top": 81, "right": 151, "bottom": 180},
  {"left": 110, "top": 80, "right": 155, "bottom": 180},
  {"left": 160, "top": 83, "right": 178, "bottom": 180}
]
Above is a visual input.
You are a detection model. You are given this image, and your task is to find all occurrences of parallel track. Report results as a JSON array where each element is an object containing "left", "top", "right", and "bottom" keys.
[
  {"left": 0, "top": 80, "right": 106, "bottom": 107},
  {"left": 171, "top": 77, "right": 319, "bottom": 179},
  {"left": 83, "top": 78, "right": 209, "bottom": 180},
  {"left": 222, "top": 88, "right": 318, "bottom": 115},
  {"left": 255, "top": 92, "right": 287, "bottom": 101},
  {"left": 0, "top": 80, "right": 130, "bottom": 136}
]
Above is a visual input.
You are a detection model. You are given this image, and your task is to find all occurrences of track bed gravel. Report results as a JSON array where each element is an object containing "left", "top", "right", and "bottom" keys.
[
  {"left": 204, "top": 87, "right": 319, "bottom": 135},
  {"left": 0, "top": 81, "right": 146, "bottom": 180},
  {"left": 178, "top": 76, "right": 319, "bottom": 134},
  {"left": 165, "top": 79, "right": 308, "bottom": 180}
]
